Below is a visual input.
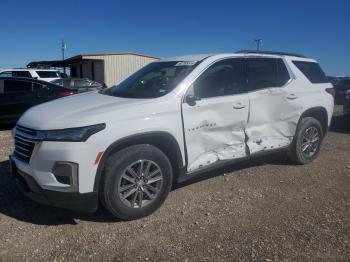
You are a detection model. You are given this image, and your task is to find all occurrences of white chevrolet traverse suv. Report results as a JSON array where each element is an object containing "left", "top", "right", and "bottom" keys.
[{"left": 10, "top": 51, "right": 334, "bottom": 220}]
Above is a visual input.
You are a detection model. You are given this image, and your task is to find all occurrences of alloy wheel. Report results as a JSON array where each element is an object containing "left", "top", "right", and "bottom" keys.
[
  {"left": 301, "top": 126, "right": 320, "bottom": 158},
  {"left": 118, "top": 159, "right": 163, "bottom": 208}
]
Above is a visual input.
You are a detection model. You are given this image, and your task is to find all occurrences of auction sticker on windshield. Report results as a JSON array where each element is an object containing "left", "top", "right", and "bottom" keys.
[{"left": 175, "top": 61, "right": 197, "bottom": 66}]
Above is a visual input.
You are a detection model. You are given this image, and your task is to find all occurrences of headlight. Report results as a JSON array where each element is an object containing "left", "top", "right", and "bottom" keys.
[{"left": 36, "top": 123, "right": 106, "bottom": 142}]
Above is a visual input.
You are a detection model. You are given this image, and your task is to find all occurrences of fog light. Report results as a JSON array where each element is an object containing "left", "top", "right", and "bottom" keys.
[{"left": 52, "top": 162, "right": 78, "bottom": 189}]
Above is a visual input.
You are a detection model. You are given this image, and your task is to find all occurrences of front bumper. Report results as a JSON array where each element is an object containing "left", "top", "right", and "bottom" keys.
[{"left": 10, "top": 156, "right": 98, "bottom": 212}]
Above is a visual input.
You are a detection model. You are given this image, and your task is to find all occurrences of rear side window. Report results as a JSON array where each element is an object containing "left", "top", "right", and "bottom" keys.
[
  {"left": 292, "top": 61, "right": 329, "bottom": 84},
  {"left": 36, "top": 71, "right": 59, "bottom": 78},
  {"left": 74, "top": 79, "right": 90, "bottom": 88},
  {"left": 246, "top": 58, "right": 290, "bottom": 91},
  {"left": 12, "top": 71, "right": 32, "bottom": 78},
  {"left": 4, "top": 80, "right": 32, "bottom": 93},
  {"left": 276, "top": 59, "right": 291, "bottom": 86},
  {"left": 0, "top": 71, "right": 13, "bottom": 77},
  {"left": 53, "top": 79, "right": 71, "bottom": 88}
]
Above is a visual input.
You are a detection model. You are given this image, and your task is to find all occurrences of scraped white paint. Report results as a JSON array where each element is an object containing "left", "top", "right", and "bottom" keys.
[
  {"left": 183, "top": 93, "right": 249, "bottom": 172},
  {"left": 181, "top": 56, "right": 330, "bottom": 173},
  {"left": 244, "top": 85, "right": 303, "bottom": 154}
]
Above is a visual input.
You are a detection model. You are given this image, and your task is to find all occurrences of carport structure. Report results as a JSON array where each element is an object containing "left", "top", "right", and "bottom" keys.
[{"left": 27, "top": 52, "right": 159, "bottom": 87}]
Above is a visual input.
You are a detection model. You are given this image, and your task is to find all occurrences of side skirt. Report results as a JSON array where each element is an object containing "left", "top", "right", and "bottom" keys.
[{"left": 176, "top": 146, "right": 290, "bottom": 184}]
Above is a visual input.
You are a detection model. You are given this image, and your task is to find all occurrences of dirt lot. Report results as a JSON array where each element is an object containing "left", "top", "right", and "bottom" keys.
[{"left": 0, "top": 107, "right": 349, "bottom": 262}]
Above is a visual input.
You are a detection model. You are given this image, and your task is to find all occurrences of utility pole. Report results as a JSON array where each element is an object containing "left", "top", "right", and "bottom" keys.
[
  {"left": 254, "top": 38, "right": 263, "bottom": 51},
  {"left": 61, "top": 40, "right": 67, "bottom": 74}
]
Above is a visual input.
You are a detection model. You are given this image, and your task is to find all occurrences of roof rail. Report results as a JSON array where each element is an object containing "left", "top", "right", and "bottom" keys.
[{"left": 236, "top": 50, "right": 306, "bottom": 58}]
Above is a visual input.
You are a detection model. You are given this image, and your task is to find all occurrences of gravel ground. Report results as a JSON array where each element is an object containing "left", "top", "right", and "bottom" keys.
[{"left": 0, "top": 107, "right": 349, "bottom": 262}]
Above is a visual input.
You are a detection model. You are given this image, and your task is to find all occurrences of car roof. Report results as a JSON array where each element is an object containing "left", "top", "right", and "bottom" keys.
[
  {"left": 159, "top": 51, "right": 313, "bottom": 62},
  {"left": 160, "top": 54, "right": 213, "bottom": 62}
]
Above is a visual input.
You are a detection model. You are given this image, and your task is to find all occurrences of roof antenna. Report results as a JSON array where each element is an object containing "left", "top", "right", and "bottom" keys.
[{"left": 254, "top": 38, "right": 263, "bottom": 51}]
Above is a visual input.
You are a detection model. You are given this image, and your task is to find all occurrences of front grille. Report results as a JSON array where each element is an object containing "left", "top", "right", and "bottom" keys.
[{"left": 14, "top": 125, "right": 37, "bottom": 163}]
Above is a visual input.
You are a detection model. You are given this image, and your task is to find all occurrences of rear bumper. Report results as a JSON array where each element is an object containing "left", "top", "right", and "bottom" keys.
[{"left": 10, "top": 156, "right": 98, "bottom": 213}]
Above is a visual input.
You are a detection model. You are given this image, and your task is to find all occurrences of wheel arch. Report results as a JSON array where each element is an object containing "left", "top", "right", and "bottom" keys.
[
  {"left": 298, "top": 106, "right": 328, "bottom": 136},
  {"left": 93, "top": 132, "right": 184, "bottom": 192}
]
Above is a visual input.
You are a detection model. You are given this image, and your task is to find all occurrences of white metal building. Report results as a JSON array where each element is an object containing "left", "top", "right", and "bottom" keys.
[{"left": 27, "top": 52, "right": 159, "bottom": 87}]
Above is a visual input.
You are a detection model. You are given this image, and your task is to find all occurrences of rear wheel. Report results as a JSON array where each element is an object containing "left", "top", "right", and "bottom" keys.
[
  {"left": 287, "top": 117, "right": 323, "bottom": 164},
  {"left": 101, "top": 144, "right": 173, "bottom": 220}
]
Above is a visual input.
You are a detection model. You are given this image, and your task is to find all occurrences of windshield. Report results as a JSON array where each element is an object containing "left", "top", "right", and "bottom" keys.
[{"left": 101, "top": 61, "right": 199, "bottom": 98}]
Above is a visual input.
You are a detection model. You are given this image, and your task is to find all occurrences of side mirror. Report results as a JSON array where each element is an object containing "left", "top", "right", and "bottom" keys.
[{"left": 185, "top": 94, "right": 201, "bottom": 104}]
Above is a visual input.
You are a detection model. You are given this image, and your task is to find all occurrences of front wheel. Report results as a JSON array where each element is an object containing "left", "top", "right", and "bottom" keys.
[
  {"left": 101, "top": 144, "right": 173, "bottom": 220},
  {"left": 287, "top": 117, "right": 324, "bottom": 164}
]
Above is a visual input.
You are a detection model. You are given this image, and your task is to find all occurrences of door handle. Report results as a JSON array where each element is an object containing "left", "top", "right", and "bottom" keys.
[
  {"left": 233, "top": 103, "right": 246, "bottom": 109},
  {"left": 286, "top": 93, "right": 298, "bottom": 100}
]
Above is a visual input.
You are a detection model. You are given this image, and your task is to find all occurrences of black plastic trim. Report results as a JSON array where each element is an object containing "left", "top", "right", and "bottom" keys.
[
  {"left": 10, "top": 156, "right": 98, "bottom": 213},
  {"left": 177, "top": 146, "right": 289, "bottom": 183},
  {"left": 298, "top": 107, "right": 329, "bottom": 136},
  {"left": 93, "top": 131, "right": 185, "bottom": 192}
]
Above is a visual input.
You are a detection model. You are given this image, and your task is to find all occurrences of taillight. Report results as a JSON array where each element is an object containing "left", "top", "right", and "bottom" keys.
[
  {"left": 61, "top": 91, "right": 76, "bottom": 97},
  {"left": 325, "top": 87, "right": 335, "bottom": 98}
]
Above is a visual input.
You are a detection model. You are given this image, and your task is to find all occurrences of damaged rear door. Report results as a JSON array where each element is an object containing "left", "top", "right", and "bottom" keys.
[
  {"left": 182, "top": 58, "right": 249, "bottom": 172},
  {"left": 244, "top": 57, "right": 300, "bottom": 154}
]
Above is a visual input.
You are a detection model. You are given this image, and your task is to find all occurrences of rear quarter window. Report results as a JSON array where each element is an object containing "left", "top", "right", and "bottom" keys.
[
  {"left": 293, "top": 61, "right": 329, "bottom": 84},
  {"left": 12, "top": 71, "right": 32, "bottom": 78},
  {"left": 36, "top": 71, "right": 59, "bottom": 78}
]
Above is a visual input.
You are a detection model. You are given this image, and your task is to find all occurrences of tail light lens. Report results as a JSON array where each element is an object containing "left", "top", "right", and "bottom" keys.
[
  {"left": 325, "top": 87, "right": 335, "bottom": 98},
  {"left": 61, "top": 91, "right": 77, "bottom": 97}
]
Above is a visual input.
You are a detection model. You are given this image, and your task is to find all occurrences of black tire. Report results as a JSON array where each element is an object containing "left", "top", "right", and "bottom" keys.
[
  {"left": 100, "top": 144, "right": 173, "bottom": 220},
  {"left": 287, "top": 117, "right": 324, "bottom": 165}
]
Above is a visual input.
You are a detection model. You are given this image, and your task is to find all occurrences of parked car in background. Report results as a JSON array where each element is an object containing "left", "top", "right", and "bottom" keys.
[
  {"left": 51, "top": 78, "right": 106, "bottom": 92},
  {"left": 0, "top": 77, "right": 76, "bottom": 123},
  {"left": 344, "top": 90, "right": 350, "bottom": 121},
  {"left": 10, "top": 51, "right": 334, "bottom": 220},
  {"left": 59, "top": 72, "right": 68, "bottom": 78},
  {"left": 327, "top": 76, "right": 349, "bottom": 85},
  {"left": 0, "top": 69, "right": 61, "bottom": 82},
  {"left": 333, "top": 78, "right": 350, "bottom": 104}
]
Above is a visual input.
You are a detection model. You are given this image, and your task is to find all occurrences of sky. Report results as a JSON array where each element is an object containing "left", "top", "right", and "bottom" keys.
[{"left": 0, "top": 0, "right": 349, "bottom": 76}]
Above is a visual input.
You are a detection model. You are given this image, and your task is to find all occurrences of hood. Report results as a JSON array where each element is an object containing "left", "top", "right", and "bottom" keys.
[{"left": 18, "top": 91, "right": 154, "bottom": 129}]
